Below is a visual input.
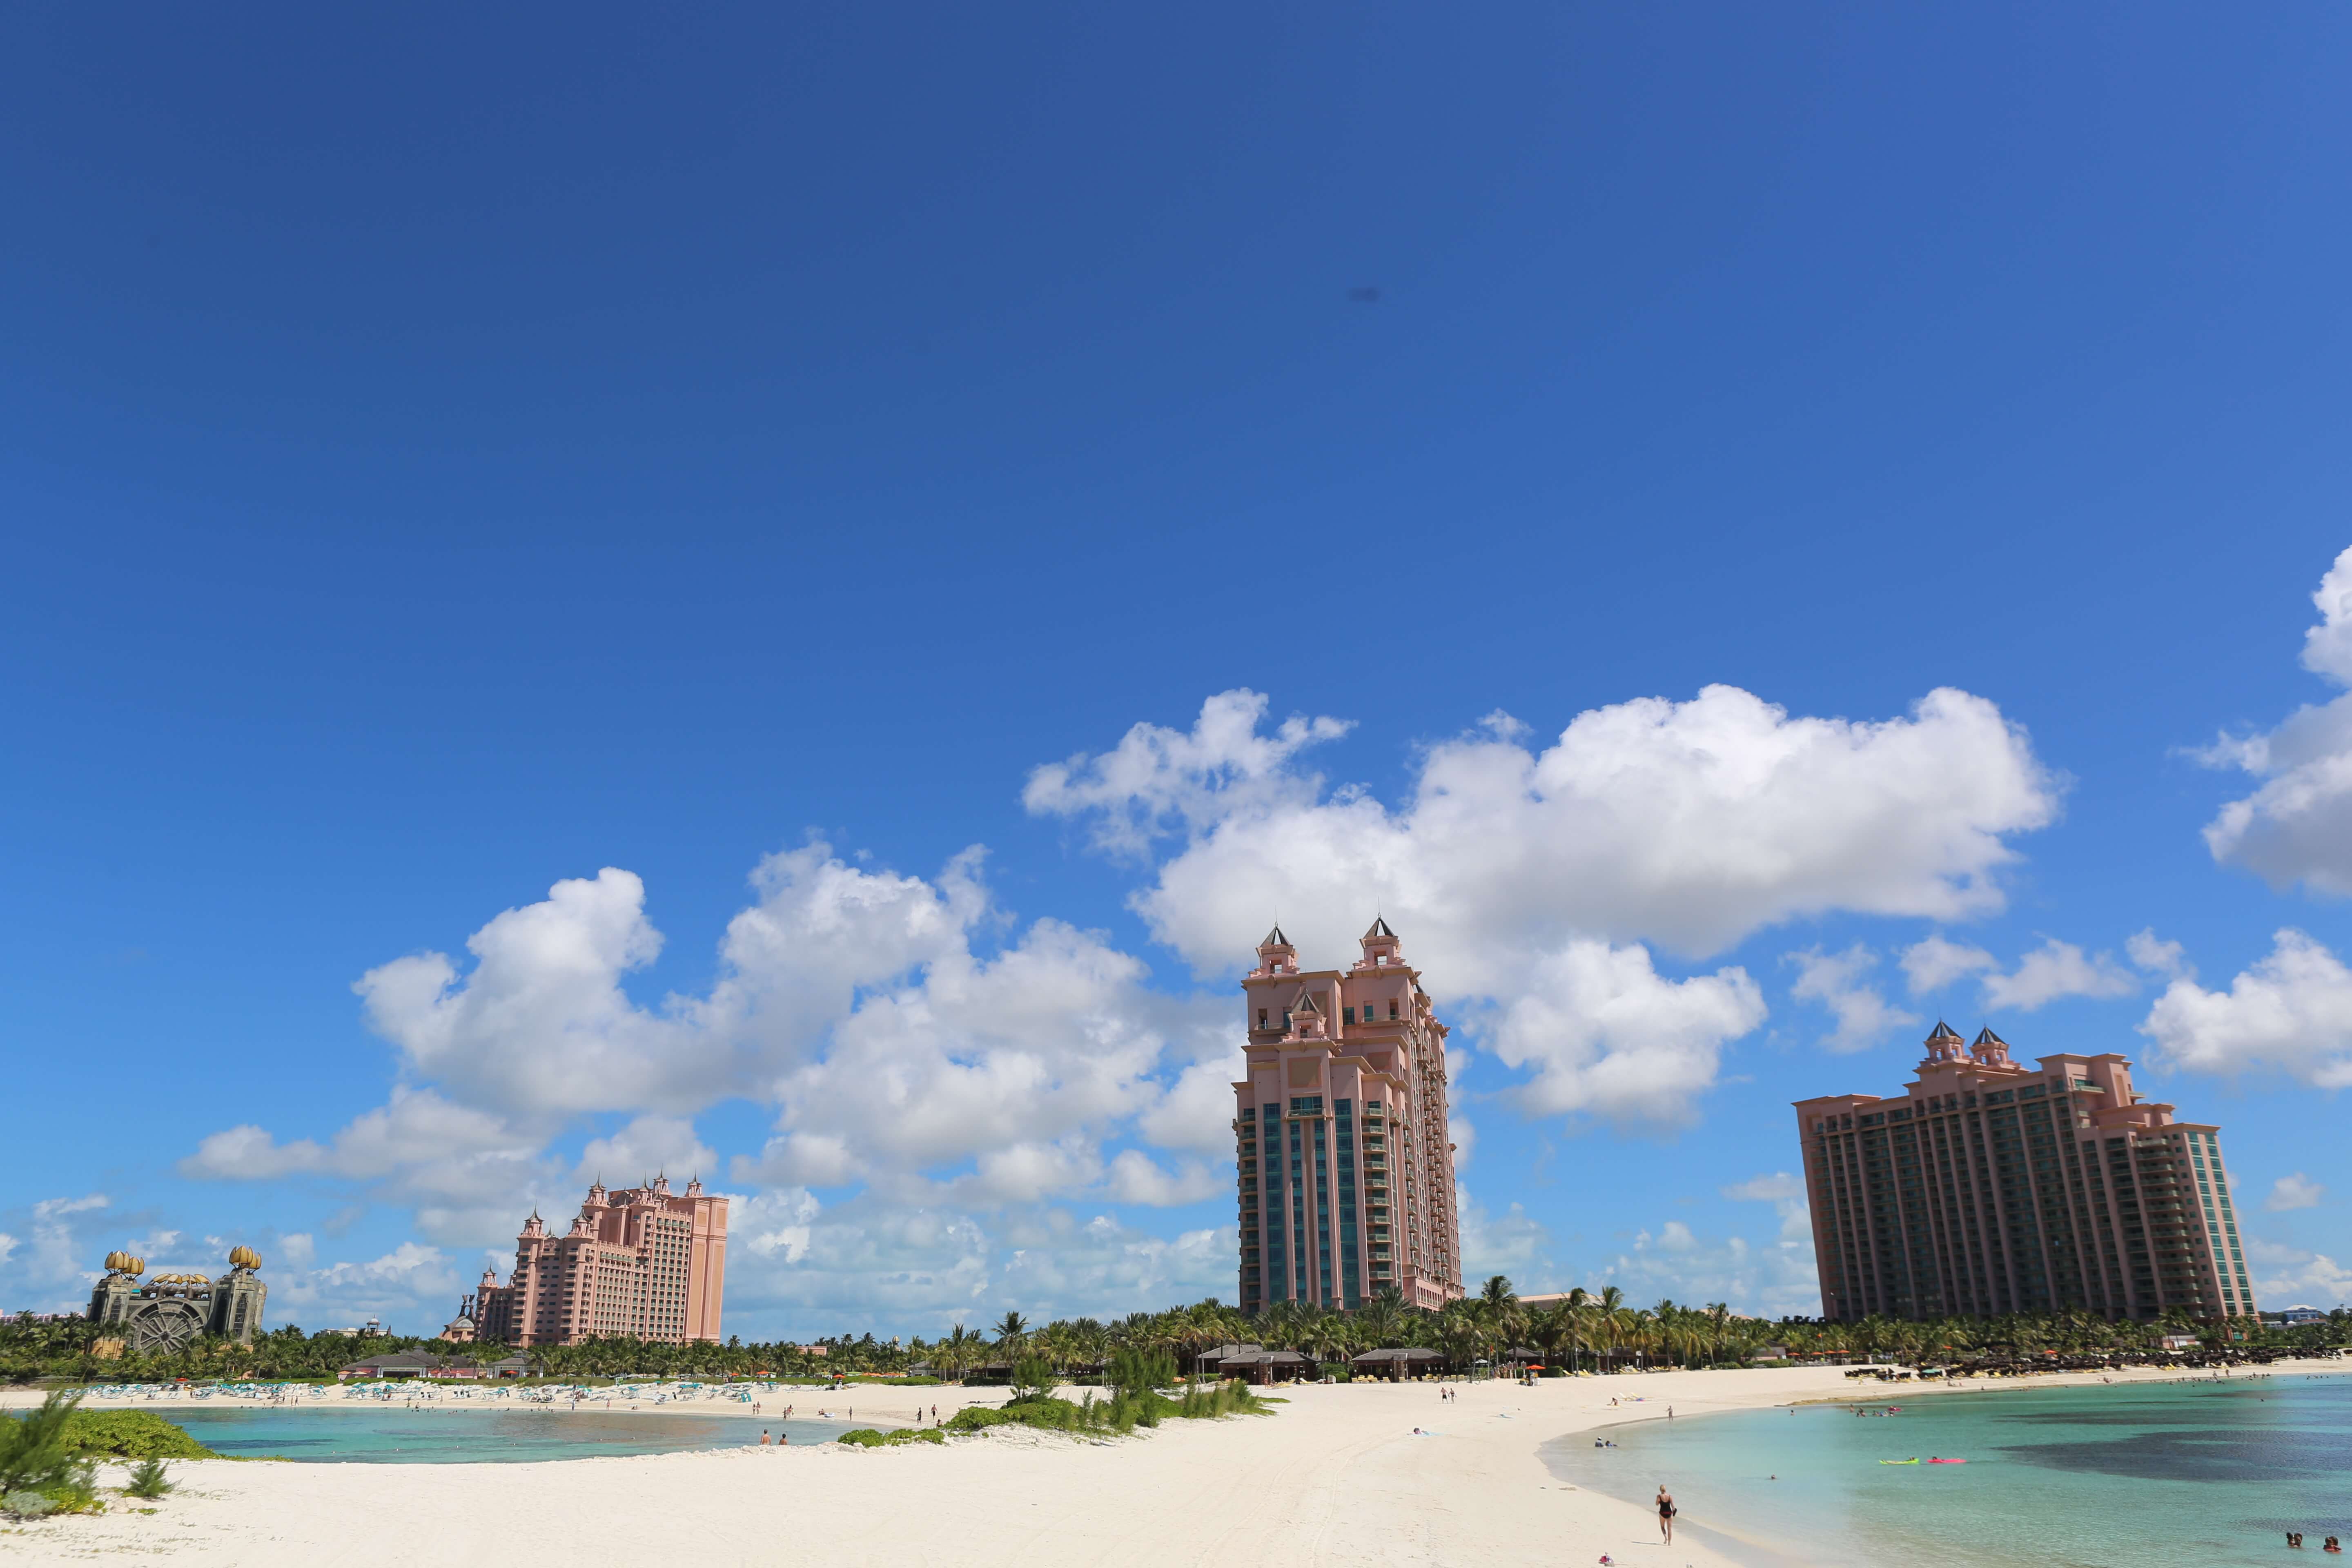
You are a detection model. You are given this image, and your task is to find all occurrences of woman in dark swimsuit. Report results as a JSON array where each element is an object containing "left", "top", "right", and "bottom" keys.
[{"left": 1657, "top": 1486, "right": 1676, "bottom": 1544}]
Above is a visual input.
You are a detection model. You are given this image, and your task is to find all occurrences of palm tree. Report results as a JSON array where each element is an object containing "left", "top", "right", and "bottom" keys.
[
  {"left": 1355, "top": 1292, "right": 1409, "bottom": 1352},
  {"left": 1591, "top": 1286, "right": 1629, "bottom": 1372},
  {"left": 1474, "top": 1275, "right": 1526, "bottom": 1366},
  {"left": 1305, "top": 1315, "right": 1354, "bottom": 1372},
  {"left": 1434, "top": 1300, "right": 1485, "bottom": 1375},
  {"left": 993, "top": 1310, "right": 1029, "bottom": 1370}
]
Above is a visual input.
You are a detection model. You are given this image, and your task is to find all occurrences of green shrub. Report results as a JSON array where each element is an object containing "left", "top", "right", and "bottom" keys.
[
  {"left": 836, "top": 1425, "right": 947, "bottom": 1447},
  {"left": 1010, "top": 1354, "right": 1057, "bottom": 1403},
  {"left": 61, "top": 1410, "right": 217, "bottom": 1461},
  {"left": 940, "top": 1405, "right": 1012, "bottom": 1433},
  {"left": 0, "top": 1392, "right": 96, "bottom": 1512},
  {"left": 4, "top": 1489, "right": 56, "bottom": 1519},
  {"left": 124, "top": 1458, "right": 173, "bottom": 1499},
  {"left": 1108, "top": 1347, "right": 1174, "bottom": 1398}
]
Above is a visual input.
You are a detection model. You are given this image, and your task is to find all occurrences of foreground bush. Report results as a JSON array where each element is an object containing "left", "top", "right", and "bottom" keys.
[
  {"left": 124, "top": 1457, "right": 174, "bottom": 1498},
  {"left": 0, "top": 1393, "right": 98, "bottom": 1514},
  {"left": 835, "top": 1426, "right": 945, "bottom": 1447},
  {"left": 60, "top": 1410, "right": 217, "bottom": 1461},
  {"left": 939, "top": 1379, "right": 1270, "bottom": 1440}
]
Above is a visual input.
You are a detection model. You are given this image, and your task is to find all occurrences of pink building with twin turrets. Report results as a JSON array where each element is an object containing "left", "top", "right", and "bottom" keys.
[
  {"left": 1796, "top": 1025, "right": 2254, "bottom": 1323},
  {"left": 472, "top": 1175, "right": 728, "bottom": 1348},
  {"left": 1235, "top": 920, "right": 1462, "bottom": 1314}
]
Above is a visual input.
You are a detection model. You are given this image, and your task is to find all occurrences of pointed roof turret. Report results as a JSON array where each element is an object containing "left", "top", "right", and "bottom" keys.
[
  {"left": 1365, "top": 917, "right": 1396, "bottom": 940},
  {"left": 1292, "top": 987, "right": 1323, "bottom": 1013},
  {"left": 1253, "top": 923, "right": 1299, "bottom": 977},
  {"left": 1921, "top": 1020, "right": 1966, "bottom": 1065},
  {"left": 1971, "top": 1027, "right": 2006, "bottom": 1047}
]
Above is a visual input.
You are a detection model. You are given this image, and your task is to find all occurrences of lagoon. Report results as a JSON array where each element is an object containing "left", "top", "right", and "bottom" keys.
[
  {"left": 165, "top": 1404, "right": 858, "bottom": 1463},
  {"left": 1542, "top": 1374, "right": 2352, "bottom": 1568}
]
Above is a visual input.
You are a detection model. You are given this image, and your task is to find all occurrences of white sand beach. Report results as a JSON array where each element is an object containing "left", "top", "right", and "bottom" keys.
[{"left": 2, "top": 1361, "right": 2334, "bottom": 1567}]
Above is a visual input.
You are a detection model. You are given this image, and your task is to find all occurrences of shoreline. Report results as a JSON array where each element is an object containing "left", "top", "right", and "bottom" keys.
[
  {"left": 2, "top": 1358, "right": 2340, "bottom": 1567},
  {"left": 1544, "top": 1359, "right": 2348, "bottom": 1568}
]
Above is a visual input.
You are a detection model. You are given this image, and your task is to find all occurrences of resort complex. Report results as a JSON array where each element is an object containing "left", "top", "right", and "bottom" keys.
[
  {"left": 85, "top": 1247, "right": 269, "bottom": 1353},
  {"left": 1795, "top": 1027, "right": 2254, "bottom": 1323},
  {"left": 1236, "top": 920, "right": 1463, "bottom": 1313},
  {"left": 467, "top": 1176, "right": 729, "bottom": 1347}
]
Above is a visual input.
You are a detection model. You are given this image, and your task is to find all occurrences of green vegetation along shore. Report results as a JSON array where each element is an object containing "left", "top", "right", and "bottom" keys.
[{"left": 11, "top": 1276, "right": 2347, "bottom": 1391}]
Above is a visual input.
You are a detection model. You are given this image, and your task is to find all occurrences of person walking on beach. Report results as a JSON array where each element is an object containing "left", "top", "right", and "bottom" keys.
[{"left": 1656, "top": 1486, "right": 1676, "bottom": 1544}]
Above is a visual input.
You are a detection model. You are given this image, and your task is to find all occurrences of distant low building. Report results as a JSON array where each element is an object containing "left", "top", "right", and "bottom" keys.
[
  {"left": 2265, "top": 1305, "right": 2330, "bottom": 1327},
  {"left": 338, "top": 1350, "right": 529, "bottom": 1381},
  {"left": 439, "top": 1293, "right": 479, "bottom": 1343}
]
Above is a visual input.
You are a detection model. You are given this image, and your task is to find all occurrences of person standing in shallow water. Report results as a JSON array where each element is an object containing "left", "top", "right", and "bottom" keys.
[{"left": 1656, "top": 1486, "right": 1676, "bottom": 1544}]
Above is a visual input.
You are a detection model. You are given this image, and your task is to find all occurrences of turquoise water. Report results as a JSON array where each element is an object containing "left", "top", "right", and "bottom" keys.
[
  {"left": 163, "top": 1405, "right": 857, "bottom": 1463},
  {"left": 1541, "top": 1374, "right": 2352, "bottom": 1567}
]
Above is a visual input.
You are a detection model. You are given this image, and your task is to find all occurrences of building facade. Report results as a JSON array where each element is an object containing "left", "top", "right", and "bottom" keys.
[
  {"left": 87, "top": 1246, "right": 268, "bottom": 1353},
  {"left": 1795, "top": 1025, "right": 2254, "bottom": 1323},
  {"left": 1235, "top": 921, "right": 1463, "bottom": 1313},
  {"left": 473, "top": 1176, "right": 728, "bottom": 1348}
]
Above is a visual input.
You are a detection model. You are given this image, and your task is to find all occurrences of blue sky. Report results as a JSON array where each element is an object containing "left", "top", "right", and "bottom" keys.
[{"left": 5, "top": 2, "right": 2352, "bottom": 1337}]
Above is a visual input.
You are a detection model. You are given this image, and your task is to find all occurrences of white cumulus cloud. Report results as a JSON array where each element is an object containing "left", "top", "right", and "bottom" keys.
[
  {"left": 2201, "top": 546, "right": 2352, "bottom": 894},
  {"left": 2140, "top": 929, "right": 2352, "bottom": 1088},
  {"left": 1900, "top": 935, "right": 2137, "bottom": 1012},
  {"left": 1029, "top": 685, "right": 2053, "bottom": 1126},
  {"left": 2266, "top": 1174, "right": 2326, "bottom": 1212},
  {"left": 1979, "top": 938, "right": 2138, "bottom": 1011},
  {"left": 1024, "top": 688, "right": 1354, "bottom": 860},
  {"left": 1787, "top": 944, "right": 1916, "bottom": 1052},
  {"left": 1900, "top": 935, "right": 1999, "bottom": 996},
  {"left": 1485, "top": 940, "right": 1766, "bottom": 1129},
  {"left": 1051, "top": 686, "right": 2059, "bottom": 973},
  {"left": 1599, "top": 1209, "right": 1820, "bottom": 1316},
  {"left": 2244, "top": 1237, "right": 2352, "bottom": 1309}
]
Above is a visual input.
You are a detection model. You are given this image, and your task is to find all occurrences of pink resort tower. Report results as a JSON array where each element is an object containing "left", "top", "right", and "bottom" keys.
[
  {"left": 472, "top": 1175, "right": 729, "bottom": 1348},
  {"left": 1236, "top": 920, "right": 1463, "bottom": 1314},
  {"left": 1795, "top": 1025, "right": 2254, "bottom": 1324}
]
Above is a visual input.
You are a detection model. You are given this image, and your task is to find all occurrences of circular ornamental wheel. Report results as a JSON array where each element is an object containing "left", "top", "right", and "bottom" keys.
[{"left": 129, "top": 1299, "right": 207, "bottom": 1356}]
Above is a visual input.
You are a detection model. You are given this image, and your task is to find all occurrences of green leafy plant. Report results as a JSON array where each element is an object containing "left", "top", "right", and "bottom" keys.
[
  {"left": 3, "top": 1489, "right": 56, "bottom": 1519},
  {"left": 123, "top": 1457, "right": 173, "bottom": 1499},
  {"left": 834, "top": 1426, "right": 944, "bottom": 1448},
  {"left": 0, "top": 1391, "right": 96, "bottom": 1513},
  {"left": 60, "top": 1411, "right": 216, "bottom": 1461},
  {"left": 1008, "top": 1354, "right": 1056, "bottom": 1403}
]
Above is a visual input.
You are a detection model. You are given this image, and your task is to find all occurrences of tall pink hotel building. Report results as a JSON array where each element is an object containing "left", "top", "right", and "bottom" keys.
[
  {"left": 471, "top": 1175, "right": 729, "bottom": 1347},
  {"left": 1236, "top": 921, "right": 1463, "bottom": 1313},
  {"left": 1796, "top": 1025, "right": 2254, "bottom": 1323}
]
